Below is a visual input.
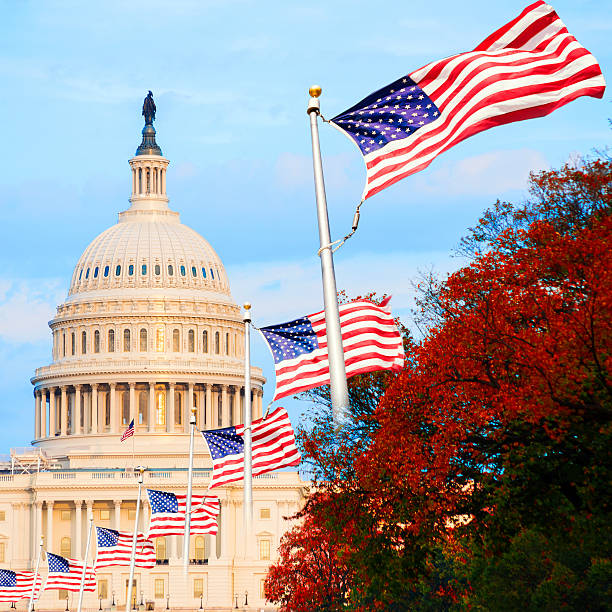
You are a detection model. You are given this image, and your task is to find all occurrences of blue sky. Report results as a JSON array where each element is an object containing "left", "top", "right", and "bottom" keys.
[{"left": 0, "top": 0, "right": 609, "bottom": 451}]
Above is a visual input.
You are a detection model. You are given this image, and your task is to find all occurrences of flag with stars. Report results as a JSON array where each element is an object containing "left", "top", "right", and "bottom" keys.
[
  {"left": 120, "top": 418, "right": 134, "bottom": 442},
  {"left": 147, "top": 489, "right": 220, "bottom": 538},
  {"left": 44, "top": 553, "right": 96, "bottom": 592},
  {"left": 0, "top": 570, "right": 42, "bottom": 602},
  {"left": 201, "top": 406, "right": 300, "bottom": 489},
  {"left": 260, "top": 298, "right": 404, "bottom": 401},
  {"left": 330, "top": 1, "right": 605, "bottom": 200},
  {"left": 95, "top": 527, "right": 155, "bottom": 569}
]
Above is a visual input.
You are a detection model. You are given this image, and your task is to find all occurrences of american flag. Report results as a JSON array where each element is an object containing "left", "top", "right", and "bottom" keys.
[
  {"left": 120, "top": 419, "right": 134, "bottom": 442},
  {"left": 44, "top": 553, "right": 96, "bottom": 593},
  {"left": 95, "top": 527, "right": 155, "bottom": 569},
  {"left": 0, "top": 570, "right": 42, "bottom": 602},
  {"left": 260, "top": 299, "right": 404, "bottom": 401},
  {"left": 147, "top": 489, "right": 220, "bottom": 537},
  {"left": 201, "top": 406, "right": 301, "bottom": 489},
  {"left": 331, "top": 1, "right": 606, "bottom": 200}
]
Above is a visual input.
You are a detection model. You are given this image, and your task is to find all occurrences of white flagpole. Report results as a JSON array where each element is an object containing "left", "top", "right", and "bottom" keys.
[
  {"left": 126, "top": 467, "right": 145, "bottom": 612},
  {"left": 27, "top": 537, "right": 43, "bottom": 612},
  {"left": 183, "top": 405, "right": 198, "bottom": 573},
  {"left": 307, "top": 85, "right": 350, "bottom": 426},
  {"left": 243, "top": 302, "right": 253, "bottom": 555},
  {"left": 76, "top": 517, "right": 94, "bottom": 612}
]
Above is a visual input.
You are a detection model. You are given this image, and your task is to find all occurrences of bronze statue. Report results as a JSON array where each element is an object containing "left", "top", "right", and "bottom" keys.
[{"left": 142, "top": 91, "right": 156, "bottom": 125}]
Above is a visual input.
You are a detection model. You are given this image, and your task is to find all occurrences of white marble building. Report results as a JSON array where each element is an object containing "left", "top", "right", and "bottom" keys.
[{"left": 0, "top": 101, "right": 306, "bottom": 610}]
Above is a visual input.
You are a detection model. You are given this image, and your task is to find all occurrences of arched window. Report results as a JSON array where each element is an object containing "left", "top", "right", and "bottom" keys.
[
  {"left": 194, "top": 536, "right": 206, "bottom": 561},
  {"left": 138, "top": 390, "right": 147, "bottom": 426},
  {"left": 94, "top": 267, "right": 99, "bottom": 278},
  {"left": 85, "top": 268, "right": 90, "bottom": 279},
  {"left": 105, "top": 392, "right": 110, "bottom": 427},
  {"left": 60, "top": 536, "right": 71, "bottom": 558},
  {"left": 173, "top": 329, "right": 180, "bottom": 352},
  {"left": 81, "top": 331, "right": 87, "bottom": 354},
  {"left": 225, "top": 332, "right": 229, "bottom": 356},
  {"left": 108, "top": 329, "right": 115, "bottom": 353},
  {"left": 215, "top": 332, "right": 220, "bottom": 355},
  {"left": 140, "top": 328, "right": 147, "bottom": 352},
  {"left": 138, "top": 168, "right": 142, "bottom": 193},
  {"left": 122, "top": 391, "right": 129, "bottom": 425},
  {"left": 71, "top": 332, "right": 76, "bottom": 356},
  {"left": 115, "top": 265, "right": 121, "bottom": 276},
  {"left": 168, "top": 264, "right": 174, "bottom": 276},
  {"left": 175, "top": 391, "right": 182, "bottom": 425},
  {"left": 188, "top": 329, "right": 195, "bottom": 352},
  {"left": 94, "top": 330, "right": 100, "bottom": 353},
  {"left": 191, "top": 266, "right": 197, "bottom": 277},
  {"left": 156, "top": 390, "right": 166, "bottom": 426},
  {"left": 202, "top": 331, "right": 208, "bottom": 353},
  {"left": 123, "top": 329, "right": 130, "bottom": 352},
  {"left": 141, "top": 264, "right": 147, "bottom": 276},
  {"left": 155, "top": 537, "right": 166, "bottom": 561},
  {"left": 217, "top": 393, "right": 222, "bottom": 427},
  {"left": 104, "top": 265, "right": 109, "bottom": 277},
  {"left": 201, "top": 267, "right": 207, "bottom": 278},
  {"left": 180, "top": 265, "right": 186, "bottom": 276},
  {"left": 128, "top": 264, "right": 134, "bottom": 276},
  {"left": 154, "top": 264, "right": 161, "bottom": 276},
  {"left": 62, "top": 333, "right": 66, "bottom": 357}
]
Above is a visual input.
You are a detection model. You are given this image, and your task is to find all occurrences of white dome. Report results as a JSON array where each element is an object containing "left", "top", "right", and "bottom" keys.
[{"left": 68, "top": 212, "right": 231, "bottom": 300}]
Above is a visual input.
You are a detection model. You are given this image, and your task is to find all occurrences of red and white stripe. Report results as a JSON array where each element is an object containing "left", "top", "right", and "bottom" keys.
[
  {"left": 95, "top": 530, "right": 155, "bottom": 569},
  {"left": 348, "top": 1, "right": 606, "bottom": 200},
  {"left": 44, "top": 559, "right": 96, "bottom": 593},
  {"left": 147, "top": 492, "right": 220, "bottom": 538},
  {"left": 206, "top": 406, "right": 301, "bottom": 489},
  {"left": 273, "top": 299, "right": 404, "bottom": 401},
  {"left": 0, "top": 572, "right": 42, "bottom": 602}
]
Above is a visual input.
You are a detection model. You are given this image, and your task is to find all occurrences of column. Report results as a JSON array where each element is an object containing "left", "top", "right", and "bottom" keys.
[
  {"left": 40, "top": 390, "right": 47, "bottom": 438},
  {"left": 60, "top": 386, "right": 68, "bottom": 436},
  {"left": 148, "top": 382, "right": 155, "bottom": 432},
  {"left": 46, "top": 501, "right": 54, "bottom": 553},
  {"left": 49, "top": 388, "right": 56, "bottom": 436},
  {"left": 75, "top": 500, "right": 83, "bottom": 558},
  {"left": 75, "top": 385, "right": 83, "bottom": 434},
  {"left": 187, "top": 383, "right": 194, "bottom": 430},
  {"left": 129, "top": 382, "right": 136, "bottom": 427},
  {"left": 205, "top": 384, "right": 212, "bottom": 430},
  {"left": 168, "top": 383, "right": 175, "bottom": 433},
  {"left": 257, "top": 389, "right": 263, "bottom": 419},
  {"left": 114, "top": 500, "right": 122, "bottom": 531},
  {"left": 34, "top": 502, "right": 43, "bottom": 562},
  {"left": 221, "top": 385, "right": 228, "bottom": 428},
  {"left": 91, "top": 384, "right": 99, "bottom": 433},
  {"left": 109, "top": 383, "right": 117, "bottom": 434},
  {"left": 34, "top": 392, "right": 41, "bottom": 439}
]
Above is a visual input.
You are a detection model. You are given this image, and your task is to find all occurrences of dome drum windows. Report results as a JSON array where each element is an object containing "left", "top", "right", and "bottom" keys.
[
  {"left": 172, "top": 329, "right": 180, "bottom": 352},
  {"left": 141, "top": 264, "right": 147, "bottom": 276},
  {"left": 128, "top": 264, "right": 134, "bottom": 276},
  {"left": 81, "top": 331, "right": 87, "bottom": 354},
  {"left": 188, "top": 329, "right": 195, "bottom": 353},
  {"left": 180, "top": 265, "right": 186, "bottom": 277},
  {"left": 140, "top": 328, "right": 148, "bottom": 352},
  {"left": 108, "top": 329, "right": 115, "bottom": 353},
  {"left": 202, "top": 330, "right": 208, "bottom": 353},
  {"left": 115, "top": 265, "right": 121, "bottom": 277},
  {"left": 93, "top": 267, "right": 99, "bottom": 278},
  {"left": 214, "top": 332, "right": 220, "bottom": 355},
  {"left": 94, "top": 330, "right": 100, "bottom": 353},
  {"left": 154, "top": 264, "right": 161, "bottom": 276},
  {"left": 104, "top": 266, "right": 109, "bottom": 278},
  {"left": 168, "top": 264, "right": 174, "bottom": 276},
  {"left": 123, "top": 329, "right": 131, "bottom": 352}
]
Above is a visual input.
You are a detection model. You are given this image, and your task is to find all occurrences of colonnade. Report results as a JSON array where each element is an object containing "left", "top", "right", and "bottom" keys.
[
  {"left": 131, "top": 163, "right": 167, "bottom": 197},
  {"left": 34, "top": 382, "right": 264, "bottom": 440}
]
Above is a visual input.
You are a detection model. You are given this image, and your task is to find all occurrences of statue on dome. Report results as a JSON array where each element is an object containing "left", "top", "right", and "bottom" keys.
[{"left": 142, "top": 91, "right": 156, "bottom": 125}]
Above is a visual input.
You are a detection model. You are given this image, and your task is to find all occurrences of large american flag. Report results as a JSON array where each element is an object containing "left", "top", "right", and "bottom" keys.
[
  {"left": 331, "top": 1, "right": 606, "bottom": 200},
  {"left": 147, "top": 489, "right": 220, "bottom": 537},
  {"left": 201, "top": 406, "right": 301, "bottom": 489},
  {"left": 95, "top": 527, "right": 155, "bottom": 569},
  {"left": 0, "top": 570, "right": 42, "bottom": 602},
  {"left": 260, "top": 299, "right": 404, "bottom": 401},
  {"left": 44, "top": 553, "right": 96, "bottom": 593}
]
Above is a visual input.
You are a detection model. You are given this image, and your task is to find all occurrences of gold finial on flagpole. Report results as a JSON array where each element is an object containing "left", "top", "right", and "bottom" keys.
[
  {"left": 243, "top": 302, "right": 251, "bottom": 311},
  {"left": 309, "top": 85, "right": 322, "bottom": 97}
]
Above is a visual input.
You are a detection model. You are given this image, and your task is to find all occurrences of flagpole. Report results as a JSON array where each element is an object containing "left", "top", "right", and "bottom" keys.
[
  {"left": 243, "top": 302, "right": 253, "bottom": 555},
  {"left": 183, "top": 405, "right": 198, "bottom": 573},
  {"left": 126, "top": 467, "right": 145, "bottom": 612},
  {"left": 27, "top": 537, "right": 43, "bottom": 612},
  {"left": 307, "top": 86, "right": 350, "bottom": 426},
  {"left": 76, "top": 517, "right": 93, "bottom": 612}
]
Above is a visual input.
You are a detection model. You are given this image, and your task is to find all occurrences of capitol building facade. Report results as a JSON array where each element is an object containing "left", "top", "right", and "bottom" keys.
[{"left": 0, "top": 102, "right": 305, "bottom": 610}]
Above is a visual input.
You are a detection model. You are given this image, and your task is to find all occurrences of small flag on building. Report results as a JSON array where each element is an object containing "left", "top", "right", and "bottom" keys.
[
  {"left": 330, "top": 1, "right": 606, "bottom": 200},
  {"left": 120, "top": 419, "right": 135, "bottom": 442},
  {"left": 44, "top": 553, "right": 96, "bottom": 592},
  {"left": 0, "top": 570, "right": 42, "bottom": 602},
  {"left": 260, "top": 298, "right": 404, "bottom": 401},
  {"left": 147, "top": 489, "right": 220, "bottom": 537},
  {"left": 201, "top": 406, "right": 301, "bottom": 489},
  {"left": 95, "top": 527, "right": 155, "bottom": 569}
]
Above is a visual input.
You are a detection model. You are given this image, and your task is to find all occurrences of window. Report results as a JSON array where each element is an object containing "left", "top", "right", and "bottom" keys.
[
  {"left": 98, "top": 579, "right": 108, "bottom": 600},
  {"left": 210, "top": 268, "right": 214, "bottom": 279},
  {"left": 99, "top": 509, "right": 110, "bottom": 521},
  {"left": 155, "top": 537, "right": 167, "bottom": 561},
  {"left": 201, "top": 267, "right": 207, "bottom": 278},
  {"left": 71, "top": 332, "right": 76, "bottom": 356},
  {"left": 61, "top": 510, "right": 71, "bottom": 521},
  {"left": 0, "top": 542, "right": 5, "bottom": 563},
  {"left": 108, "top": 329, "right": 115, "bottom": 352},
  {"left": 260, "top": 579, "right": 266, "bottom": 601},
  {"left": 94, "top": 266, "right": 99, "bottom": 278},
  {"left": 188, "top": 329, "right": 195, "bottom": 352},
  {"left": 168, "top": 264, "right": 174, "bottom": 276},
  {"left": 156, "top": 391, "right": 166, "bottom": 426},
  {"left": 217, "top": 394, "right": 222, "bottom": 427},
  {"left": 105, "top": 393, "right": 110, "bottom": 427},
  {"left": 259, "top": 539, "right": 270, "bottom": 561},
  {"left": 94, "top": 330, "right": 100, "bottom": 353},
  {"left": 154, "top": 579, "right": 165, "bottom": 599},
  {"left": 138, "top": 390, "right": 147, "bottom": 425},
  {"left": 225, "top": 332, "right": 229, "bottom": 355},
  {"left": 60, "top": 536, "right": 71, "bottom": 557},
  {"left": 175, "top": 391, "right": 182, "bottom": 425},
  {"left": 156, "top": 327, "right": 165, "bottom": 352},
  {"left": 193, "top": 578, "right": 204, "bottom": 599},
  {"left": 62, "top": 333, "right": 66, "bottom": 357},
  {"left": 115, "top": 265, "right": 121, "bottom": 276},
  {"left": 122, "top": 392, "right": 129, "bottom": 425},
  {"left": 180, "top": 265, "right": 186, "bottom": 276},
  {"left": 154, "top": 264, "right": 161, "bottom": 275},
  {"left": 260, "top": 508, "right": 271, "bottom": 520},
  {"left": 0, "top": 511, "right": 5, "bottom": 521},
  {"left": 202, "top": 331, "right": 208, "bottom": 353},
  {"left": 173, "top": 329, "right": 180, "bottom": 352},
  {"left": 81, "top": 331, "right": 87, "bottom": 354},
  {"left": 79, "top": 269, "right": 83, "bottom": 280},
  {"left": 123, "top": 328, "right": 130, "bottom": 352},
  {"left": 194, "top": 536, "right": 205, "bottom": 561},
  {"left": 215, "top": 332, "right": 220, "bottom": 355},
  {"left": 141, "top": 264, "right": 147, "bottom": 276},
  {"left": 140, "top": 328, "right": 147, "bottom": 352},
  {"left": 85, "top": 268, "right": 90, "bottom": 279},
  {"left": 128, "top": 264, "right": 134, "bottom": 276},
  {"left": 191, "top": 266, "right": 197, "bottom": 277},
  {"left": 104, "top": 265, "right": 109, "bottom": 277}
]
